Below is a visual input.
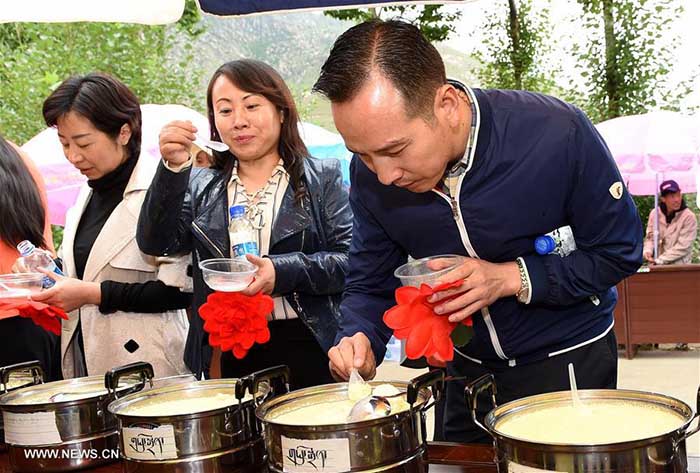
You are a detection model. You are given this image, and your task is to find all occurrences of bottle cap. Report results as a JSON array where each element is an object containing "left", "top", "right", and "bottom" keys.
[
  {"left": 17, "top": 240, "right": 36, "bottom": 257},
  {"left": 534, "top": 235, "right": 556, "bottom": 255},
  {"left": 229, "top": 205, "right": 246, "bottom": 219}
]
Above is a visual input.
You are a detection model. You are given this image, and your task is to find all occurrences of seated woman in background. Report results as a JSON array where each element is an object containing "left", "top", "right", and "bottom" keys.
[
  {"left": 18, "top": 73, "right": 192, "bottom": 379},
  {"left": 138, "top": 59, "right": 352, "bottom": 387},
  {"left": 0, "top": 135, "right": 61, "bottom": 380}
]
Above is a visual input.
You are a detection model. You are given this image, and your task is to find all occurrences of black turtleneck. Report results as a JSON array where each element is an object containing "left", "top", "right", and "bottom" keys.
[{"left": 73, "top": 156, "right": 190, "bottom": 314}]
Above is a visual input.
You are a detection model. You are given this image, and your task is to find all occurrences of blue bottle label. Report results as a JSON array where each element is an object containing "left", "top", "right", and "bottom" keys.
[
  {"left": 232, "top": 242, "right": 259, "bottom": 258},
  {"left": 41, "top": 267, "right": 63, "bottom": 289}
]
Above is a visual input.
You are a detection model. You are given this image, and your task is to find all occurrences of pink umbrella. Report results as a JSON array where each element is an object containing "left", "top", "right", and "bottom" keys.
[
  {"left": 21, "top": 104, "right": 209, "bottom": 226},
  {"left": 596, "top": 111, "right": 700, "bottom": 259},
  {"left": 595, "top": 111, "right": 700, "bottom": 196}
]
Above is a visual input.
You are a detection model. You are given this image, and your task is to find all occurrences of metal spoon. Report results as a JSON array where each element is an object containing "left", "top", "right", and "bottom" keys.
[
  {"left": 194, "top": 135, "right": 229, "bottom": 152},
  {"left": 347, "top": 392, "right": 406, "bottom": 422}
]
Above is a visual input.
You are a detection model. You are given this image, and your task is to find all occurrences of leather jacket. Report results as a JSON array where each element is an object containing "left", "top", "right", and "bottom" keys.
[{"left": 137, "top": 157, "right": 352, "bottom": 377}]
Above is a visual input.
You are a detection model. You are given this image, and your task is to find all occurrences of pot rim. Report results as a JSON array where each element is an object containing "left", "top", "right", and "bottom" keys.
[
  {"left": 108, "top": 378, "right": 265, "bottom": 420},
  {"left": 255, "top": 380, "right": 431, "bottom": 429},
  {"left": 485, "top": 388, "right": 695, "bottom": 448},
  {"left": 0, "top": 375, "right": 138, "bottom": 411}
]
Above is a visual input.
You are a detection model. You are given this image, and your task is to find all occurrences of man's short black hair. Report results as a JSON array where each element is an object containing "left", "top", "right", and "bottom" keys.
[{"left": 313, "top": 19, "right": 447, "bottom": 118}]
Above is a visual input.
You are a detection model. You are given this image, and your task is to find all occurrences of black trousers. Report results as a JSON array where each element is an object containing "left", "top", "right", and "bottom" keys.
[
  {"left": 221, "top": 317, "right": 334, "bottom": 390},
  {"left": 444, "top": 330, "right": 618, "bottom": 443}
]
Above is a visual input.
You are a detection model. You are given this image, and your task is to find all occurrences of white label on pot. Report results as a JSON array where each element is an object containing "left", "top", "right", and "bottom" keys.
[
  {"left": 281, "top": 436, "right": 351, "bottom": 473},
  {"left": 122, "top": 425, "right": 178, "bottom": 460},
  {"left": 3, "top": 411, "right": 62, "bottom": 445},
  {"left": 508, "top": 462, "right": 568, "bottom": 473}
]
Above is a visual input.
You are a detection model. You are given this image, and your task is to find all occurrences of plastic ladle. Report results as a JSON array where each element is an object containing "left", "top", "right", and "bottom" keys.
[{"left": 568, "top": 362, "right": 592, "bottom": 414}]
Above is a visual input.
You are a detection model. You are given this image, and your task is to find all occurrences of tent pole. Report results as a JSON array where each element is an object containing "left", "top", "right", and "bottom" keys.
[{"left": 654, "top": 173, "right": 659, "bottom": 261}]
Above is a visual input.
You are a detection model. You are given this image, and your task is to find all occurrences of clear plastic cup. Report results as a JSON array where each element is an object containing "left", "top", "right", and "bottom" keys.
[
  {"left": 198, "top": 258, "right": 257, "bottom": 292},
  {"left": 0, "top": 273, "right": 44, "bottom": 299},
  {"left": 393, "top": 255, "right": 465, "bottom": 288}
]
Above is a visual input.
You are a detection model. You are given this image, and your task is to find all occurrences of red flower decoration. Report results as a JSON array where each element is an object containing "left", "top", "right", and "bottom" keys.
[
  {"left": 383, "top": 281, "right": 473, "bottom": 365},
  {"left": 199, "top": 291, "right": 274, "bottom": 359},
  {"left": 0, "top": 299, "right": 68, "bottom": 335}
]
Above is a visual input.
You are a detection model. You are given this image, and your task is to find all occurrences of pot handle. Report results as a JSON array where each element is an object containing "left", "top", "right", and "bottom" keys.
[
  {"left": 246, "top": 365, "right": 290, "bottom": 406},
  {"left": 464, "top": 374, "right": 497, "bottom": 435},
  {"left": 0, "top": 360, "right": 44, "bottom": 390},
  {"left": 407, "top": 369, "right": 445, "bottom": 410},
  {"left": 675, "top": 385, "right": 700, "bottom": 445},
  {"left": 104, "top": 361, "right": 154, "bottom": 399}
]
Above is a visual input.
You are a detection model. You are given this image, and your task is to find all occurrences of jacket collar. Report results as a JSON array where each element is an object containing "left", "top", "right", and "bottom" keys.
[
  {"left": 192, "top": 160, "right": 313, "bottom": 256},
  {"left": 62, "top": 153, "right": 156, "bottom": 281}
]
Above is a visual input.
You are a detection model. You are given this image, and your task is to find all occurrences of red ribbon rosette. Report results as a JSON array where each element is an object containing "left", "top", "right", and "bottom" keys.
[
  {"left": 383, "top": 281, "right": 473, "bottom": 366},
  {"left": 0, "top": 299, "right": 68, "bottom": 335},
  {"left": 198, "top": 291, "right": 274, "bottom": 359}
]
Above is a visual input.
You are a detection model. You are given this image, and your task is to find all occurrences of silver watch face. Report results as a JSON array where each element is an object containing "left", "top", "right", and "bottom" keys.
[{"left": 517, "top": 288, "right": 529, "bottom": 303}]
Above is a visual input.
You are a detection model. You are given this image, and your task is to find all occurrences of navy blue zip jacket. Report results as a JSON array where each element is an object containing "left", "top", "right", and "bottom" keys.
[{"left": 338, "top": 86, "right": 643, "bottom": 367}]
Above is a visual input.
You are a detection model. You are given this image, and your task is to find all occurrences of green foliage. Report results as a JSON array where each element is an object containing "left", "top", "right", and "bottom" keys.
[
  {"left": 0, "top": 21, "right": 205, "bottom": 144},
  {"left": 473, "top": 0, "right": 564, "bottom": 95},
  {"left": 177, "top": 0, "right": 206, "bottom": 38},
  {"left": 573, "top": 0, "right": 687, "bottom": 122},
  {"left": 51, "top": 225, "right": 63, "bottom": 251},
  {"left": 324, "top": 4, "right": 461, "bottom": 43}
]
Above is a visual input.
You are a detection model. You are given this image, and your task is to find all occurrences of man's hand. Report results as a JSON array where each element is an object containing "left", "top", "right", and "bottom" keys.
[
  {"left": 30, "top": 270, "right": 101, "bottom": 313},
  {"left": 643, "top": 251, "right": 655, "bottom": 264},
  {"left": 427, "top": 257, "right": 521, "bottom": 323},
  {"left": 328, "top": 333, "right": 376, "bottom": 381}
]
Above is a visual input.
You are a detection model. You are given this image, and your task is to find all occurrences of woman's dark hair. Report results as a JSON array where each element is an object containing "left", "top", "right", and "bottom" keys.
[
  {"left": 42, "top": 73, "right": 142, "bottom": 162},
  {"left": 206, "top": 59, "right": 308, "bottom": 203},
  {"left": 313, "top": 19, "right": 446, "bottom": 120},
  {"left": 0, "top": 136, "right": 47, "bottom": 249}
]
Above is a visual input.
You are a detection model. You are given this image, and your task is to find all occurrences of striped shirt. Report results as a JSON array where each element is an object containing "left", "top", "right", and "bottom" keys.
[{"left": 436, "top": 83, "right": 479, "bottom": 198}]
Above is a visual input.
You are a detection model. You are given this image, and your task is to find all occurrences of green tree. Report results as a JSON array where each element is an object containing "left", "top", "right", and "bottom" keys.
[
  {"left": 573, "top": 0, "right": 690, "bottom": 122},
  {"left": 472, "top": 0, "right": 563, "bottom": 95},
  {"left": 324, "top": 4, "right": 461, "bottom": 42},
  {"left": 0, "top": 18, "right": 205, "bottom": 144}
]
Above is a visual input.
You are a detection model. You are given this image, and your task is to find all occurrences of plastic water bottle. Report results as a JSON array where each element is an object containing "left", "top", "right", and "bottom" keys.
[
  {"left": 16, "top": 240, "right": 63, "bottom": 288},
  {"left": 229, "top": 205, "right": 259, "bottom": 258},
  {"left": 534, "top": 226, "right": 577, "bottom": 257}
]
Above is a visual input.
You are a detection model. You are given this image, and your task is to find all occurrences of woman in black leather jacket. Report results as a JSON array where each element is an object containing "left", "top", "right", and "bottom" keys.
[{"left": 137, "top": 60, "right": 351, "bottom": 386}]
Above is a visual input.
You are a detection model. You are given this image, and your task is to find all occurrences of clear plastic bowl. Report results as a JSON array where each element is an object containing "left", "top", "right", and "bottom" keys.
[
  {"left": 199, "top": 258, "right": 256, "bottom": 292},
  {"left": 393, "top": 254, "right": 465, "bottom": 288},
  {"left": 0, "top": 273, "right": 44, "bottom": 299}
]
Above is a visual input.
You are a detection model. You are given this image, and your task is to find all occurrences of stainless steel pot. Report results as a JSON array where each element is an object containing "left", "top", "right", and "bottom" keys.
[
  {"left": 0, "top": 361, "right": 43, "bottom": 451},
  {"left": 0, "top": 360, "right": 149, "bottom": 472},
  {"left": 256, "top": 370, "right": 444, "bottom": 473},
  {"left": 108, "top": 364, "right": 290, "bottom": 473},
  {"left": 465, "top": 374, "right": 700, "bottom": 473}
]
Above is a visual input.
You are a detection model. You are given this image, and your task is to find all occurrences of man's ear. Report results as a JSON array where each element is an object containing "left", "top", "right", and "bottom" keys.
[{"left": 434, "top": 84, "right": 462, "bottom": 128}]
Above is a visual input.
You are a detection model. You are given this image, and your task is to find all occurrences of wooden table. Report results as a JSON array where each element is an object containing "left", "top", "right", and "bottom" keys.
[
  {"left": 0, "top": 443, "right": 497, "bottom": 472},
  {"left": 614, "top": 264, "right": 700, "bottom": 359}
]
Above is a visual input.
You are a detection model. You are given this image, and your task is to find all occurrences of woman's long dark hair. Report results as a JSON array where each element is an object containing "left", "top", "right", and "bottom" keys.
[
  {"left": 206, "top": 59, "right": 308, "bottom": 204},
  {"left": 0, "top": 136, "right": 47, "bottom": 249}
]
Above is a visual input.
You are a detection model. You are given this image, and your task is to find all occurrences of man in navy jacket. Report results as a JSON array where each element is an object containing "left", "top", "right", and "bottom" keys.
[{"left": 313, "top": 19, "right": 643, "bottom": 442}]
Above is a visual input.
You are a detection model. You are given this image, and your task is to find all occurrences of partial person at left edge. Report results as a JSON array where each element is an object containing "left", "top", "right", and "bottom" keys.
[
  {"left": 0, "top": 135, "right": 61, "bottom": 380},
  {"left": 15, "top": 73, "right": 192, "bottom": 379}
]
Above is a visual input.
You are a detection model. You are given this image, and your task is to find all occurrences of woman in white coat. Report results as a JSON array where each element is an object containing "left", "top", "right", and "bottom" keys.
[{"left": 28, "top": 73, "right": 190, "bottom": 379}]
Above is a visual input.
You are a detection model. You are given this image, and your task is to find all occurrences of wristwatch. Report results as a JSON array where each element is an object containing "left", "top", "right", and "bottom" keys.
[{"left": 515, "top": 258, "right": 531, "bottom": 304}]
